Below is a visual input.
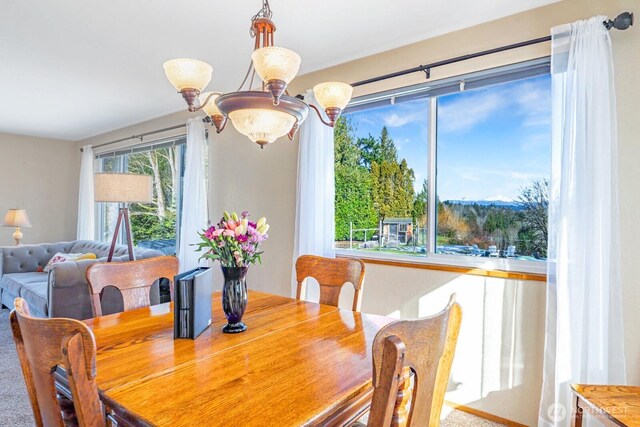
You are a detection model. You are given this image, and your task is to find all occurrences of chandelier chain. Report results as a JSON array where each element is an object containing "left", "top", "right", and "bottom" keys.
[{"left": 250, "top": 0, "right": 273, "bottom": 36}]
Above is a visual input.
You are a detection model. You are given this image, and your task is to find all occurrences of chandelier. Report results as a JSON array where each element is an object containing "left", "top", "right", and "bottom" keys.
[{"left": 163, "top": 0, "right": 353, "bottom": 148}]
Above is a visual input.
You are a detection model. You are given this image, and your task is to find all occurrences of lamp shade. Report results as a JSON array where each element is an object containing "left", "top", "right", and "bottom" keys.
[
  {"left": 1, "top": 209, "right": 31, "bottom": 228},
  {"left": 94, "top": 173, "right": 153, "bottom": 203},
  {"left": 228, "top": 108, "right": 297, "bottom": 145},
  {"left": 163, "top": 58, "right": 213, "bottom": 92},
  {"left": 200, "top": 91, "right": 223, "bottom": 117},
  {"left": 313, "top": 82, "right": 353, "bottom": 110},
  {"left": 251, "top": 47, "right": 301, "bottom": 84}
]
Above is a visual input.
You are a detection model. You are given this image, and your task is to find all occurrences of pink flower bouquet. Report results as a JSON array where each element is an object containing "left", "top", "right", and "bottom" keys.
[{"left": 196, "top": 211, "right": 269, "bottom": 267}]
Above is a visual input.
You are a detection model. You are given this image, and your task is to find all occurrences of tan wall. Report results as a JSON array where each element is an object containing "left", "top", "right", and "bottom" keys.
[
  {"left": 77, "top": 111, "right": 299, "bottom": 299},
  {"left": 0, "top": 133, "right": 80, "bottom": 245},
  {"left": 294, "top": 1, "right": 640, "bottom": 423},
  {"left": 77, "top": 0, "right": 640, "bottom": 424}
]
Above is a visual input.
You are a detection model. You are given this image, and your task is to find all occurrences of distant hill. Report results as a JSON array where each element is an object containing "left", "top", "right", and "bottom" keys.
[{"left": 444, "top": 200, "right": 524, "bottom": 210}]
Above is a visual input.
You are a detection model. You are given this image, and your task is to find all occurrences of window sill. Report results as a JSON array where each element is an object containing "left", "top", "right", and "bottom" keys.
[{"left": 335, "top": 250, "right": 547, "bottom": 282}]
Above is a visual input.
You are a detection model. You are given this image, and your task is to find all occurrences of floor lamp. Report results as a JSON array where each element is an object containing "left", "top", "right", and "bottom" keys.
[{"left": 94, "top": 173, "right": 153, "bottom": 262}]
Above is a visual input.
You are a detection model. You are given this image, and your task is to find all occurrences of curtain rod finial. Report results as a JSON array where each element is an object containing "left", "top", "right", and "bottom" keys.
[{"left": 605, "top": 12, "right": 633, "bottom": 30}]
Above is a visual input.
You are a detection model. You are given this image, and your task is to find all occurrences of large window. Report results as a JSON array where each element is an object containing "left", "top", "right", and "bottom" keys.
[
  {"left": 97, "top": 137, "right": 187, "bottom": 255},
  {"left": 334, "top": 60, "right": 551, "bottom": 270}
]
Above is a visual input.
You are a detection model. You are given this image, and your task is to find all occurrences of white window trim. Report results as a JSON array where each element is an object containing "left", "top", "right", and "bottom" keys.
[{"left": 335, "top": 248, "right": 547, "bottom": 275}]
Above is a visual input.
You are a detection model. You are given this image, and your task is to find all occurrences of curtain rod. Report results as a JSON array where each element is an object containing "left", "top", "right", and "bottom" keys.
[
  {"left": 81, "top": 12, "right": 633, "bottom": 152},
  {"left": 351, "top": 12, "right": 633, "bottom": 88},
  {"left": 80, "top": 123, "right": 186, "bottom": 152},
  {"left": 79, "top": 118, "right": 209, "bottom": 152}
]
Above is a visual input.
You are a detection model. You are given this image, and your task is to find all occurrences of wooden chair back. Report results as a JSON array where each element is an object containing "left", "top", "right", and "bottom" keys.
[
  {"left": 86, "top": 256, "right": 179, "bottom": 317},
  {"left": 367, "top": 294, "right": 462, "bottom": 427},
  {"left": 10, "top": 298, "right": 105, "bottom": 427},
  {"left": 295, "top": 255, "right": 366, "bottom": 311}
]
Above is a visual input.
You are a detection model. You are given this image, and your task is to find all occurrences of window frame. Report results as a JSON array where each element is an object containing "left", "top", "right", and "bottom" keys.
[
  {"left": 334, "top": 58, "right": 551, "bottom": 276},
  {"left": 94, "top": 135, "right": 187, "bottom": 251}
]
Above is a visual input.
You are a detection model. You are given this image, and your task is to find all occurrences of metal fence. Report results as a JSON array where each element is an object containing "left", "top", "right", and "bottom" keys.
[{"left": 347, "top": 221, "right": 427, "bottom": 251}]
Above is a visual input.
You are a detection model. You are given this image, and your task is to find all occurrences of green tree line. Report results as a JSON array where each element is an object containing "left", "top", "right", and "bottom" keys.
[{"left": 334, "top": 117, "right": 419, "bottom": 241}]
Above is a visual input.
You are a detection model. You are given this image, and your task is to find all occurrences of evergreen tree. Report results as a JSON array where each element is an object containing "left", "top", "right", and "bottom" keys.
[
  {"left": 334, "top": 118, "right": 420, "bottom": 245},
  {"left": 333, "top": 116, "right": 377, "bottom": 241},
  {"left": 371, "top": 159, "right": 415, "bottom": 221},
  {"left": 412, "top": 180, "right": 428, "bottom": 226},
  {"left": 371, "top": 160, "right": 396, "bottom": 222},
  {"left": 357, "top": 126, "right": 398, "bottom": 169},
  {"left": 379, "top": 126, "right": 398, "bottom": 163},
  {"left": 357, "top": 134, "right": 380, "bottom": 169},
  {"left": 395, "top": 159, "right": 415, "bottom": 217},
  {"left": 335, "top": 166, "right": 377, "bottom": 240},
  {"left": 334, "top": 116, "right": 359, "bottom": 167}
]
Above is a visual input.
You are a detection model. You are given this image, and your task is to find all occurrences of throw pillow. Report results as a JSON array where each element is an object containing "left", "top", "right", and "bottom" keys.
[{"left": 43, "top": 252, "right": 97, "bottom": 272}]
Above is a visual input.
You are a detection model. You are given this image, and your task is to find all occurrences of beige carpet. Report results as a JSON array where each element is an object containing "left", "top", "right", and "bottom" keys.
[
  {"left": 0, "top": 309, "right": 505, "bottom": 426},
  {"left": 0, "top": 309, "right": 34, "bottom": 426},
  {"left": 441, "top": 407, "right": 506, "bottom": 426}
]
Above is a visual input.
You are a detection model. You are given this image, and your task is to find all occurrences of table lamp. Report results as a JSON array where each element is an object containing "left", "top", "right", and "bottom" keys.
[
  {"left": 94, "top": 173, "right": 153, "bottom": 262},
  {"left": 2, "top": 209, "right": 32, "bottom": 245}
]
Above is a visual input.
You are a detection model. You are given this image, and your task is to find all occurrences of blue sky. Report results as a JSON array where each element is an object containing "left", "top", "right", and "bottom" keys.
[{"left": 345, "top": 74, "right": 551, "bottom": 201}]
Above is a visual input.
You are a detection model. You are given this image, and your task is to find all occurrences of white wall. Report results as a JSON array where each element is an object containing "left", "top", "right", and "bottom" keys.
[
  {"left": 0, "top": 132, "right": 80, "bottom": 245},
  {"left": 76, "top": 0, "right": 639, "bottom": 425}
]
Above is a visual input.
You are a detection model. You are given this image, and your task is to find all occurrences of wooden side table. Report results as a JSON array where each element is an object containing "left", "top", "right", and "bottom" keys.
[{"left": 571, "top": 384, "right": 640, "bottom": 426}]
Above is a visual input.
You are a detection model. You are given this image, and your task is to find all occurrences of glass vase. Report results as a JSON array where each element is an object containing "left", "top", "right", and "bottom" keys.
[{"left": 220, "top": 266, "right": 248, "bottom": 333}]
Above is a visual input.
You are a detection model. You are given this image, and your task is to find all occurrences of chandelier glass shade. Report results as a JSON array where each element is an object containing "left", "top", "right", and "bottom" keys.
[
  {"left": 199, "top": 91, "right": 227, "bottom": 132},
  {"left": 229, "top": 109, "right": 296, "bottom": 145},
  {"left": 163, "top": 0, "right": 352, "bottom": 148},
  {"left": 199, "top": 92, "right": 222, "bottom": 116},
  {"left": 313, "top": 82, "right": 353, "bottom": 111},
  {"left": 163, "top": 59, "right": 212, "bottom": 92},
  {"left": 251, "top": 47, "right": 301, "bottom": 85}
]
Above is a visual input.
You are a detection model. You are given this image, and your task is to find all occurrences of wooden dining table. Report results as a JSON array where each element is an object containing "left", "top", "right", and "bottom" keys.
[
  {"left": 571, "top": 384, "right": 640, "bottom": 426},
  {"left": 64, "top": 290, "right": 394, "bottom": 426}
]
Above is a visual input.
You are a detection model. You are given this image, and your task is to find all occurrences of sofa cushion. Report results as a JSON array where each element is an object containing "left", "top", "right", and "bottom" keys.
[
  {"left": 68, "top": 240, "right": 163, "bottom": 260},
  {"left": 44, "top": 252, "right": 97, "bottom": 272},
  {"left": 1, "top": 242, "right": 74, "bottom": 274},
  {"left": 19, "top": 281, "right": 49, "bottom": 316},
  {"left": 0, "top": 272, "right": 48, "bottom": 299},
  {"left": 69, "top": 240, "right": 126, "bottom": 259}
]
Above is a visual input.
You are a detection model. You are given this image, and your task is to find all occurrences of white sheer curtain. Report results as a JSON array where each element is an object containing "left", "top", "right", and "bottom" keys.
[
  {"left": 292, "top": 89, "right": 335, "bottom": 297},
  {"left": 177, "top": 118, "right": 209, "bottom": 273},
  {"left": 539, "top": 16, "right": 626, "bottom": 426},
  {"left": 77, "top": 144, "right": 95, "bottom": 240}
]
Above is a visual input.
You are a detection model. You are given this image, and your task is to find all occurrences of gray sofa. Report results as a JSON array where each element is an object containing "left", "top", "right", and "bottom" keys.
[{"left": 0, "top": 240, "right": 164, "bottom": 319}]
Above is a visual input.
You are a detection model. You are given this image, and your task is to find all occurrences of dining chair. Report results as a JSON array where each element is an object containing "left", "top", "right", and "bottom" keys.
[
  {"left": 10, "top": 298, "right": 106, "bottom": 427},
  {"left": 357, "top": 294, "right": 462, "bottom": 427},
  {"left": 295, "top": 255, "right": 366, "bottom": 311},
  {"left": 86, "top": 255, "right": 179, "bottom": 317}
]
